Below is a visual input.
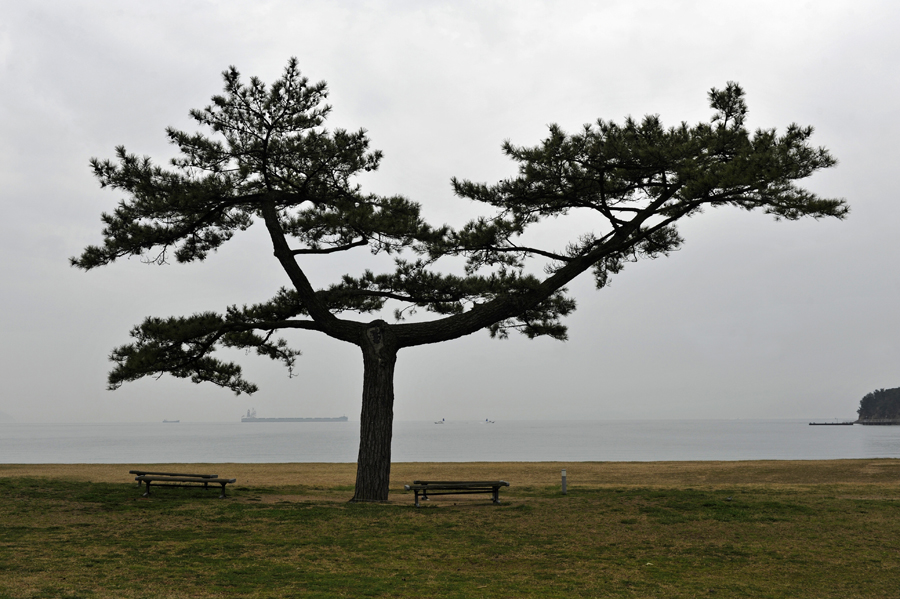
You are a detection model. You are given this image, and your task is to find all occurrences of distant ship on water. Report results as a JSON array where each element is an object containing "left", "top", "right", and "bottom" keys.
[{"left": 241, "top": 409, "right": 348, "bottom": 423}]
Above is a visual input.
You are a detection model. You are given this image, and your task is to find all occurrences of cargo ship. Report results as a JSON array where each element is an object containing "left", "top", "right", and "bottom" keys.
[{"left": 241, "top": 409, "right": 348, "bottom": 423}]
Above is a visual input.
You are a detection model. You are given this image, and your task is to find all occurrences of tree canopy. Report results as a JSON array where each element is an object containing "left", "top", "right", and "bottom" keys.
[
  {"left": 857, "top": 388, "right": 900, "bottom": 421},
  {"left": 74, "top": 59, "right": 847, "bottom": 499}
]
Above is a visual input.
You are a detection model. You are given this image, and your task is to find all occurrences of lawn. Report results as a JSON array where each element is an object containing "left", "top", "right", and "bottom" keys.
[{"left": 1, "top": 460, "right": 898, "bottom": 598}]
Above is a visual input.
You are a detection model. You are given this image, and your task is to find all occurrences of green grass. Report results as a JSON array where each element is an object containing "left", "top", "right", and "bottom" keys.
[{"left": 1, "top": 477, "right": 898, "bottom": 598}]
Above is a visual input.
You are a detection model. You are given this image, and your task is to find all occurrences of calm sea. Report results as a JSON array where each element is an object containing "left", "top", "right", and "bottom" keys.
[{"left": 2, "top": 420, "right": 900, "bottom": 464}]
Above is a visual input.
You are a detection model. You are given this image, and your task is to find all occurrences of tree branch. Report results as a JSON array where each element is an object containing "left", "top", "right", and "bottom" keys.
[{"left": 291, "top": 239, "right": 368, "bottom": 254}]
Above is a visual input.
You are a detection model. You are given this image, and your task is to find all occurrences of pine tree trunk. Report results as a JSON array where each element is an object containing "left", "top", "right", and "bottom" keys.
[{"left": 351, "top": 321, "right": 397, "bottom": 502}]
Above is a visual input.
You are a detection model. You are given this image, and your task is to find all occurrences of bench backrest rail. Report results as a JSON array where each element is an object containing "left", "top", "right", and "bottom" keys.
[
  {"left": 413, "top": 480, "right": 509, "bottom": 487},
  {"left": 411, "top": 480, "right": 508, "bottom": 486},
  {"left": 129, "top": 470, "right": 218, "bottom": 478}
]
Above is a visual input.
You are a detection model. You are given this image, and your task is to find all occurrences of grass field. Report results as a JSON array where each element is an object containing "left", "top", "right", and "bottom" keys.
[{"left": 1, "top": 460, "right": 898, "bottom": 598}]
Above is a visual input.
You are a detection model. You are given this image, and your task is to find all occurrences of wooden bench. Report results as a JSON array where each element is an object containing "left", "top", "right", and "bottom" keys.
[
  {"left": 129, "top": 470, "right": 235, "bottom": 499},
  {"left": 404, "top": 480, "right": 509, "bottom": 507},
  {"left": 129, "top": 469, "right": 218, "bottom": 490},
  {"left": 129, "top": 470, "right": 219, "bottom": 483}
]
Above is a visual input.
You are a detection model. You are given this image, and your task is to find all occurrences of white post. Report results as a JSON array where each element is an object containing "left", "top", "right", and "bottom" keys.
[{"left": 561, "top": 469, "right": 567, "bottom": 495}]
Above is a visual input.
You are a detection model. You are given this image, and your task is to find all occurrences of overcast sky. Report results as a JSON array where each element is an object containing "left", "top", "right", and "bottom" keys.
[{"left": 1, "top": 0, "right": 898, "bottom": 424}]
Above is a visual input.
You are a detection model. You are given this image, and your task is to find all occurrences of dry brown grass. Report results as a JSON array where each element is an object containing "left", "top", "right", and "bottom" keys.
[
  {"left": 2, "top": 458, "right": 898, "bottom": 488},
  {"left": 2, "top": 461, "right": 899, "bottom": 597}
]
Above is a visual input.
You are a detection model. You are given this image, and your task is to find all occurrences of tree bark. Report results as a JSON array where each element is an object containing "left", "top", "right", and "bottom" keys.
[{"left": 351, "top": 320, "right": 397, "bottom": 502}]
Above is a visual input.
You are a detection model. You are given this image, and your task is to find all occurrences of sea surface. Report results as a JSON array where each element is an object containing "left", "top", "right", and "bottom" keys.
[{"left": 3, "top": 420, "right": 900, "bottom": 464}]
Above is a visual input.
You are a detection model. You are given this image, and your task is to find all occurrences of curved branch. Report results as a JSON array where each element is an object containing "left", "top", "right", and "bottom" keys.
[
  {"left": 291, "top": 239, "right": 367, "bottom": 255},
  {"left": 259, "top": 199, "right": 360, "bottom": 343}
]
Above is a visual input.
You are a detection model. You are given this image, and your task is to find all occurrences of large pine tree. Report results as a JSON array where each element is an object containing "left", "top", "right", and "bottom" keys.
[{"left": 73, "top": 59, "right": 847, "bottom": 500}]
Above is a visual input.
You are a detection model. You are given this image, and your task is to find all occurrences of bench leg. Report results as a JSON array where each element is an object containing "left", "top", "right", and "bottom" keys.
[
  {"left": 492, "top": 486, "right": 500, "bottom": 505},
  {"left": 414, "top": 490, "right": 420, "bottom": 507},
  {"left": 218, "top": 484, "right": 227, "bottom": 499},
  {"left": 142, "top": 481, "right": 151, "bottom": 497}
]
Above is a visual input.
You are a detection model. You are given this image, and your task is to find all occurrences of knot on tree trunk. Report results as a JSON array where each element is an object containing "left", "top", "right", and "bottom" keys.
[{"left": 364, "top": 319, "right": 393, "bottom": 365}]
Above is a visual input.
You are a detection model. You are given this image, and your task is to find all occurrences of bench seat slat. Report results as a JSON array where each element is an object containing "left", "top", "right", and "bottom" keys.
[
  {"left": 405, "top": 489, "right": 500, "bottom": 496},
  {"left": 136, "top": 476, "right": 235, "bottom": 483}
]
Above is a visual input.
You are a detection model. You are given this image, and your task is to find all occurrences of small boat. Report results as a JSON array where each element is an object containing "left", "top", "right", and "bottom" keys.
[
  {"left": 434, "top": 418, "right": 445, "bottom": 424},
  {"left": 485, "top": 419, "right": 495, "bottom": 424},
  {"left": 162, "top": 419, "right": 180, "bottom": 423}
]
